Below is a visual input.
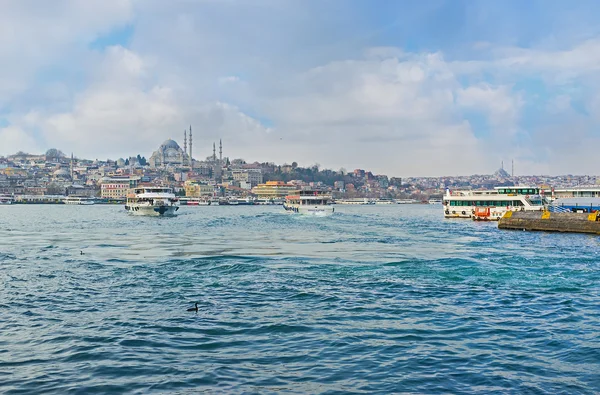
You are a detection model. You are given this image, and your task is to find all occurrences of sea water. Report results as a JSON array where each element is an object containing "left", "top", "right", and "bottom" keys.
[{"left": 1, "top": 205, "right": 599, "bottom": 394}]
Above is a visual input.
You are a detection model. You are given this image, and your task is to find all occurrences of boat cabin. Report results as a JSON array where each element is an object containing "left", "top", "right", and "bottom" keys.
[{"left": 286, "top": 190, "right": 331, "bottom": 206}]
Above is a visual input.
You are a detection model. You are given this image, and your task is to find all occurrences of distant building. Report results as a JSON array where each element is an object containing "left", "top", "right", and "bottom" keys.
[
  {"left": 100, "top": 176, "right": 141, "bottom": 199},
  {"left": 184, "top": 180, "right": 214, "bottom": 197},
  {"left": 231, "top": 169, "right": 263, "bottom": 187},
  {"left": 252, "top": 181, "right": 298, "bottom": 199}
]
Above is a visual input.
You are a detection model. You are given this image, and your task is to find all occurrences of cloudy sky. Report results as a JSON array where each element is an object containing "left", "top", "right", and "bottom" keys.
[{"left": 1, "top": 0, "right": 600, "bottom": 176}]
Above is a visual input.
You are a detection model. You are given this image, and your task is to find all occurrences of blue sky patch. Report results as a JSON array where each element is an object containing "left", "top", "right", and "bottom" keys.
[{"left": 89, "top": 24, "right": 134, "bottom": 50}]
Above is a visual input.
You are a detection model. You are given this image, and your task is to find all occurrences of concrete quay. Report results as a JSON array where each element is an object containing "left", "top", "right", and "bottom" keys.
[{"left": 498, "top": 211, "right": 600, "bottom": 234}]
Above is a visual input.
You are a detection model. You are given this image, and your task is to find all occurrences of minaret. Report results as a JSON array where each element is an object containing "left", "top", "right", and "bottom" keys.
[
  {"left": 213, "top": 142, "right": 216, "bottom": 162},
  {"left": 70, "top": 153, "right": 74, "bottom": 180},
  {"left": 183, "top": 130, "right": 187, "bottom": 165},
  {"left": 189, "top": 125, "right": 193, "bottom": 169},
  {"left": 219, "top": 139, "right": 222, "bottom": 163}
]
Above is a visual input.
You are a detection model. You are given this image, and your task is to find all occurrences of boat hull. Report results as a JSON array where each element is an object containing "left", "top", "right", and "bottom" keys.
[
  {"left": 125, "top": 205, "right": 179, "bottom": 217},
  {"left": 186, "top": 201, "right": 210, "bottom": 206},
  {"left": 444, "top": 206, "right": 542, "bottom": 220}
]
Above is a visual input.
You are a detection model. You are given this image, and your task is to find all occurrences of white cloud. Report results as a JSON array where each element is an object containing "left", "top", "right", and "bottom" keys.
[
  {"left": 218, "top": 76, "right": 240, "bottom": 84},
  {"left": 2, "top": 1, "right": 600, "bottom": 176},
  {"left": 0, "top": 0, "right": 134, "bottom": 107},
  {"left": 0, "top": 126, "right": 41, "bottom": 155},
  {"left": 457, "top": 84, "right": 522, "bottom": 132}
]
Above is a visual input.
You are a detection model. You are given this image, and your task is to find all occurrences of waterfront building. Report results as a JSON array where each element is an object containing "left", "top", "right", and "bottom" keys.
[
  {"left": 66, "top": 184, "right": 97, "bottom": 198},
  {"left": 543, "top": 186, "right": 600, "bottom": 200},
  {"left": 252, "top": 181, "right": 298, "bottom": 199},
  {"left": 100, "top": 176, "right": 141, "bottom": 199},
  {"left": 184, "top": 180, "right": 214, "bottom": 197}
]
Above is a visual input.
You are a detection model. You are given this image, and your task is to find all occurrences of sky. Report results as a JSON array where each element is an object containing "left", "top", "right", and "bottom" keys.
[{"left": 1, "top": 0, "right": 600, "bottom": 177}]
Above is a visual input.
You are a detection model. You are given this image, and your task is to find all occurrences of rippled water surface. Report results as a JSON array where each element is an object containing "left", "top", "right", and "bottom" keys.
[{"left": 1, "top": 204, "right": 599, "bottom": 394}]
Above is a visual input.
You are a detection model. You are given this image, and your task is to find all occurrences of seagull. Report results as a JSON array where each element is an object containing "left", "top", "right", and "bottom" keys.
[{"left": 187, "top": 302, "right": 199, "bottom": 312}]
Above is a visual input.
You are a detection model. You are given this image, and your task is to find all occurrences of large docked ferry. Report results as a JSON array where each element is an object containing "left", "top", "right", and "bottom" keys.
[
  {"left": 443, "top": 186, "right": 547, "bottom": 220},
  {"left": 284, "top": 190, "right": 334, "bottom": 216},
  {"left": 125, "top": 186, "right": 180, "bottom": 216}
]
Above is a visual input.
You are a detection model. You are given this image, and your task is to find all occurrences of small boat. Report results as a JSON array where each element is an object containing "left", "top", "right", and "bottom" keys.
[
  {"left": 335, "top": 198, "right": 374, "bottom": 205},
  {"left": 0, "top": 195, "right": 14, "bottom": 205},
  {"left": 125, "top": 186, "right": 179, "bottom": 216},
  {"left": 254, "top": 198, "right": 274, "bottom": 205},
  {"left": 180, "top": 197, "right": 211, "bottom": 206},
  {"left": 236, "top": 197, "right": 255, "bottom": 205},
  {"left": 471, "top": 207, "right": 501, "bottom": 221},
  {"left": 283, "top": 190, "right": 334, "bottom": 216},
  {"left": 63, "top": 196, "right": 95, "bottom": 205}
]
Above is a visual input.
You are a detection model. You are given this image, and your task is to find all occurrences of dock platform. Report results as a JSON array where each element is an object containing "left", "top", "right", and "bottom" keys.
[{"left": 498, "top": 211, "right": 600, "bottom": 234}]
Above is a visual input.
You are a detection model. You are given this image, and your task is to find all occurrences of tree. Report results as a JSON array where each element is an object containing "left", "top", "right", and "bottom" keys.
[
  {"left": 125, "top": 158, "right": 130, "bottom": 166},
  {"left": 292, "top": 161, "right": 298, "bottom": 169},
  {"left": 46, "top": 183, "right": 65, "bottom": 195}
]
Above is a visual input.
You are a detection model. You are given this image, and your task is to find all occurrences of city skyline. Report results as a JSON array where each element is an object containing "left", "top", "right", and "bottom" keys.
[
  {"left": 4, "top": 144, "right": 599, "bottom": 180},
  {"left": 2, "top": 1, "right": 600, "bottom": 176}
]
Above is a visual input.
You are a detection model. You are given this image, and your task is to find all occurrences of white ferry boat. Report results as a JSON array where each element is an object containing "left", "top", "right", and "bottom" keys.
[
  {"left": 0, "top": 195, "right": 14, "bottom": 205},
  {"left": 284, "top": 190, "right": 334, "bottom": 216},
  {"left": 336, "top": 198, "right": 374, "bottom": 205},
  {"left": 63, "top": 196, "right": 95, "bottom": 205},
  {"left": 125, "top": 186, "right": 180, "bottom": 216},
  {"left": 375, "top": 199, "right": 395, "bottom": 205},
  {"left": 443, "top": 186, "right": 547, "bottom": 220},
  {"left": 180, "top": 197, "right": 211, "bottom": 206}
]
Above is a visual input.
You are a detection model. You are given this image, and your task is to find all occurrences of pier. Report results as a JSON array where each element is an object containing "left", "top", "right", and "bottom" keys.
[{"left": 498, "top": 211, "right": 600, "bottom": 234}]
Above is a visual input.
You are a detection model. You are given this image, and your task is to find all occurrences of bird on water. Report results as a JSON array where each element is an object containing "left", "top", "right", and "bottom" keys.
[{"left": 187, "top": 302, "right": 199, "bottom": 312}]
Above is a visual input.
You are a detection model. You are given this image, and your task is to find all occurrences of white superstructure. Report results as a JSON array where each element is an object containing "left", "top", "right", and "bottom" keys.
[
  {"left": 63, "top": 196, "right": 95, "bottom": 205},
  {"left": 443, "top": 186, "right": 547, "bottom": 220},
  {"left": 125, "top": 186, "right": 179, "bottom": 216},
  {"left": 335, "top": 198, "right": 374, "bottom": 205},
  {"left": 0, "top": 195, "right": 14, "bottom": 205},
  {"left": 284, "top": 190, "right": 334, "bottom": 216}
]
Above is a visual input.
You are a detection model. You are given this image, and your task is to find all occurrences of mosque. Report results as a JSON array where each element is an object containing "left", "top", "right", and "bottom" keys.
[
  {"left": 149, "top": 126, "right": 194, "bottom": 168},
  {"left": 148, "top": 126, "right": 224, "bottom": 170}
]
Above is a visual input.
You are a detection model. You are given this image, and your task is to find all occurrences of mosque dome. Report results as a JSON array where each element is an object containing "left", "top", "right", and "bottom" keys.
[
  {"left": 161, "top": 139, "right": 181, "bottom": 150},
  {"left": 53, "top": 168, "right": 70, "bottom": 177}
]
